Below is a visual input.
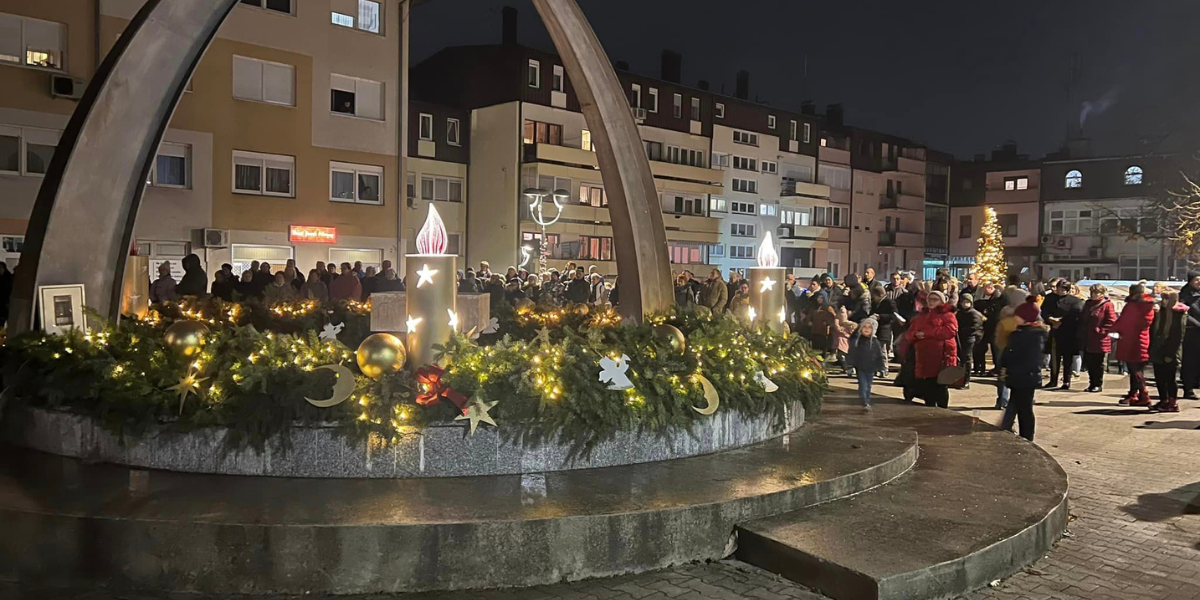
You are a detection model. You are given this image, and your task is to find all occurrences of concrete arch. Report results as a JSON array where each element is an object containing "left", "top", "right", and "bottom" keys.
[{"left": 10, "top": 0, "right": 671, "bottom": 332}]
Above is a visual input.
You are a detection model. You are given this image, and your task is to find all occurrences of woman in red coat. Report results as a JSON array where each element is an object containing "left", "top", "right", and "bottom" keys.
[
  {"left": 1112, "top": 283, "right": 1157, "bottom": 406},
  {"left": 1079, "top": 283, "right": 1117, "bottom": 393},
  {"left": 905, "top": 290, "right": 959, "bottom": 408}
]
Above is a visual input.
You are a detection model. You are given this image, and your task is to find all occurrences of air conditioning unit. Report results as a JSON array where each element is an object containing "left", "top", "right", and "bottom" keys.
[
  {"left": 1039, "top": 234, "right": 1054, "bottom": 245},
  {"left": 1054, "top": 236, "right": 1072, "bottom": 250},
  {"left": 201, "top": 228, "right": 230, "bottom": 248},
  {"left": 50, "top": 74, "right": 84, "bottom": 100},
  {"left": 631, "top": 107, "right": 648, "bottom": 122},
  {"left": 1088, "top": 247, "right": 1104, "bottom": 259}
]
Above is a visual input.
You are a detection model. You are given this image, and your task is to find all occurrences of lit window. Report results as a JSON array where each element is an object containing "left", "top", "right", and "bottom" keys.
[
  {"left": 1004, "top": 176, "right": 1029, "bottom": 191},
  {"left": 233, "top": 150, "right": 294, "bottom": 197},
  {"left": 330, "top": 161, "right": 383, "bottom": 205},
  {"left": 1065, "top": 170, "right": 1082, "bottom": 188},
  {"left": 357, "top": 0, "right": 380, "bottom": 33},
  {"left": 447, "top": 118, "right": 461, "bottom": 146},
  {"left": 0, "top": 13, "right": 65, "bottom": 70},
  {"left": 233, "top": 55, "right": 295, "bottom": 106},
  {"left": 581, "top": 129, "right": 592, "bottom": 151},
  {"left": 709, "top": 197, "right": 727, "bottom": 213},
  {"left": 1125, "top": 165, "right": 1143, "bottom": 186},
  {"left": 527, "top": 59, "right": 540, "bottom": 88},
  {"left": 418, "top": 114, "right": 433, "bottom": 141},
  {"left": 330, "top": 73, "right": 383, "bottom": 120}
]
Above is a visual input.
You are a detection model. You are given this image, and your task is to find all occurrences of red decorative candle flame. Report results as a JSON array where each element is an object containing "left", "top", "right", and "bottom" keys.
[
  {"left": 757, "top": 231, "right": 779, "bottom": 268},
  {"left": 415, "top": 205, "right": 448, "bottom": 255}
]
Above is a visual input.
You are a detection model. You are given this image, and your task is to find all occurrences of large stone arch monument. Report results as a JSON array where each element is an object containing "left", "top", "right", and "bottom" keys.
[{"left": 8, "top": 0, "right": 672, "bottom": 332}]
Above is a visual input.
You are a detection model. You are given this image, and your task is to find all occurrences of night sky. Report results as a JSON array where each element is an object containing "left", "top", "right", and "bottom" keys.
[{"left": 411, "top": 0, "right": 1200, "bottom": 160}]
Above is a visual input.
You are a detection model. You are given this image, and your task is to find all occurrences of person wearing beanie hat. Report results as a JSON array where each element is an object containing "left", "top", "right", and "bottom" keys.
[
  {"left": 1000, "top": 296, "right": 1050, "bottom": 441},
  {"left": 956, "top": 293, "right": 984, "bottom": 388},
  {"left": 1180, "top": 271, "right": 1200, "bottom": 399},
  {"left": 905, "top": 289, "right": 959, "bottom": 408},
  {"left": 847, "top": 315, "right": 885, "bottom": 410}
]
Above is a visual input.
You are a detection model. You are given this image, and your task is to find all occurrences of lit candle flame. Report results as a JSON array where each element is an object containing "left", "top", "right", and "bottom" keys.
[
  {"left": 757, "top": 231, "right": 779, "bottom": 268},
  {"left": 415, "top": 205, "right": 448, "bottom": 255}
]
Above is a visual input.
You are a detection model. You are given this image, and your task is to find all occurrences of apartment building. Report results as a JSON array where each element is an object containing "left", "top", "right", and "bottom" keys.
[
  {"left": 0, "top": 0, "right": 404, "bottom": 277},
  {"left": 923, "top": 149, "right": 952, "bottom": 279},
  {"left": 949, "top": 143, "right": 1041, "bottom": 279},
  {"left": 1039, "top": 152, "right": 1193, "bottom": 281},
  {"left": 406, "top": 100, "right": 470, "bottom": 257}
]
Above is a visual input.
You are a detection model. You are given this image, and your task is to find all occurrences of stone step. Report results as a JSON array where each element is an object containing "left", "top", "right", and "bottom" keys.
[
  {"left": 736, "top": 399, "right": 1069, "bottom": 600},
  {"left": 0, "top": 416, "right": 917, "bottom": 595}
]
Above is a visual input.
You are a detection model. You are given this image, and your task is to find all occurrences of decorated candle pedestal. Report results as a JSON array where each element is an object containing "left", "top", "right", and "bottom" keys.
[
  {"left": 748, "top": 232, "right": 787, "bottom": 334},
  {"left": 120, "top": 255, "right": 150, "bottom": 319},
  {"left": 405, "top": 206, "right": 458, "bottom": 367}
]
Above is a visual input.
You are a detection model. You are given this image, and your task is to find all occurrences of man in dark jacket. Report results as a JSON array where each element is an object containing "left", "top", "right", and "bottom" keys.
[
  {"left": 973, "top": 283, "right": 1004, "bottom": 375},
  {"left": 176, "top": 254, "right": 207, "bottom": 296},
  {"left": 1052, "top": 292, "right": 1085, "bottom": 390},
  {"left": 1180, "top": 272, "right": 1200, "bottom": 399},
  {"left": 956, "top": 293, "right": 984, "bottom": 387},
  {"left": 839, "top": 283, "right": 871, "bottom": 323},
  {"left": 1040, "top": 280, "right": 1068, "bottom": 385},
  {"left": 565, "top": 270, "right": 590, "bottom": 304},
  {"left": 1001, "top": 299, "right": 1049, "bottom": 441}
]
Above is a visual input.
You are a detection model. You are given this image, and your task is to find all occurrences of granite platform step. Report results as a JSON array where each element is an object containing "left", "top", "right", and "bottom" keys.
[
  {"left": 736, "top": 398, "right": 1069, "bottom": 600},
  {"left": 0, "top": 416, "right": 917, "bottom": 595}
]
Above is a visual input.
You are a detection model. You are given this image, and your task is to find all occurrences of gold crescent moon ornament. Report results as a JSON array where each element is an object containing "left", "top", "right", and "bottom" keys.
[
  {"left": 305, "top": 364, "right": 357, "bottom": 408},
  {"left": 691, "top": 374, "right": 720, "bottom": 416}
]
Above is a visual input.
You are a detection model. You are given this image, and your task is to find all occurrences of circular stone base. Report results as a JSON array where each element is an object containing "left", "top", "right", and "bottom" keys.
[{"left": 2, "top": 401, "right": 805, "bottom": 478}]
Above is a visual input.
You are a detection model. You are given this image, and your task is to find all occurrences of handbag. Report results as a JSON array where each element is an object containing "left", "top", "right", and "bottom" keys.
[{"left": 938, "top": 364, "right": 967, "bottom": 387}]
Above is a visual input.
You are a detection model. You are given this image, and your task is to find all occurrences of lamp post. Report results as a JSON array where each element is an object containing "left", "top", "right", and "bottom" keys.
[{"left": 522, "top": 187, "right": 568, "bottom": 277}]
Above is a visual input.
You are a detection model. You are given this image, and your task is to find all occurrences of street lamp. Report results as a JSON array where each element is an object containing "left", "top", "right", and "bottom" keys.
[{"left": 522, "top": 187, "right": 568, "bottom": 277}]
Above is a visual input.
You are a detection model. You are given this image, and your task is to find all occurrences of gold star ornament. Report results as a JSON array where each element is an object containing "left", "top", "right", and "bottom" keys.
[
  {"left": 167, "top": 370, "right": 209, "bottom": 415},
  {"left": 455, "top": 397, "right": 498, "bottom": 435}
]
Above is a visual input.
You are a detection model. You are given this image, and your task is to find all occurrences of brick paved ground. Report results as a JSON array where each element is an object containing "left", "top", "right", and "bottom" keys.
[{"left": 5, "top": 372, "right": 1197, "bottom": 600}]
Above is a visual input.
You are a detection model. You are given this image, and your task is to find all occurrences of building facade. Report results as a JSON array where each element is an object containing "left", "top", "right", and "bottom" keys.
[
  {"left": 0, "top": 0, "right": 406, "bottom": 278},
  {"left": 948, "top": 143, "right": 1042, "bottom": 280}
]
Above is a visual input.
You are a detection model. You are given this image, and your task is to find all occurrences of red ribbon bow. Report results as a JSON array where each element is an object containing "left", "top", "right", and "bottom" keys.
[{"left": 415, "top": 365, "right": 469, "bottom": 413}]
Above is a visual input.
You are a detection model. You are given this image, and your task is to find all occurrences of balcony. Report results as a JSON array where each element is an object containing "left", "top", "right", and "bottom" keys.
[
  {"left": 777, "top": 224, "right": 850, "bottom": 245},
  {"left": 781, "top": 180, "right": 832, "bottom": 199},
  {"left": 879, "top": 193, "right": 923, "bottom": 212},
  {"left": 818, "top": 145, "right": 851, "bottom": 166},
  {"left": 898, "top": 156, "right": 924, "bottom": 174},
  {"left": 527, "top": 143, "right": 599, "bottom": 169},
  {"left": 878, "top": 231, "right": 924, "bottom": 247}
]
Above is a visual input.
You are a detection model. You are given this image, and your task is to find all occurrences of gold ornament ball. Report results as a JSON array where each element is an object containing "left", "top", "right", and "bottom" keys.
[
  {"left": 573, "top": 303, "right": 590, "bottom": 316},
  {"left": 694, "top": 306, "right": 712, "bottom": 319},
  {"left": 356, "top": 333, "right": 406, "bottom": 379},
  {"left": 163, "top": 321, "right": 210, "bottom": 357},
  {"left": 651, "top": 323, "right": 686, "bottom": 355},
  {"left": 514, "top": 298, "right": 535, "bottom": 312}
]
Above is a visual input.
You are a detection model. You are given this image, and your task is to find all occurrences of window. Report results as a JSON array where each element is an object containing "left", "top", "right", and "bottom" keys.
[
  {"left": 691, "top": 97, "right": 701, "bottom": 120},
  {"left": 803, "top": 123, "right": 811, "bottom": 143},
  {"left": 330, "top": 161, "right": 383, "bottom": 205},
  {"left": 150, "top": 143, "right": 190, "bottom": 188},
  {"left": 581, "top": 129, "right": 592, "bottom": 151},
  {"left": 710, "top": 197, "right": 727, "bottom": 213},
  {"left": 669, "top": 195, "right": 704, "bottom": 216},
  {"left": 813, "top": 206, "right": 844, "bottom": 227},
  {"left": 0, "top": 125, "right": 60, "bottom": 177},
  {"left": 817, "top": 164, "right": 851, "bottom": 190},
  {"left": 536, "top": 175, "right": 573, "bottom": 196},
  {"left": 527, "top": 59, "right": 540, "bottom": 88},
  {"left": 997, "top": 213, "right": 1018, "bottom": 237},
  {"left": 731, "top": 201, "right": 756, "bottom": 215},
  {"left": 661, "top": 145, "right": 705, "bottom": 167},
  {"left": 647, "top": 88, "right": 659, "bottom": 113},
  {"left": 552, "top": 65, "right": 564, "bottom": 93},
  {"left": 730, "top": 223, "right": 756, "bottom": 237},
  {"left": 522, "top": 120, "right": 563, "bottom": 146},
  {"left": 732, "top": 156, "right": 758, "bottom": 171},
  {"left": 958, "top": 214, "right": 972, "bottom": 238},
  {"left": 709, "top": 244, "right": 725, "bottom": 258},
  {"left": 232, "top": 150, "right": 294, "bottom": 197},
  {"left": 668, "top": 241, "right": 706, "bottom": 265},
  {"left": 579, "top": 184, "right": 608, "bottom": 207},
  {"left": 730, "top": 245, "right": 755, "bottom": 260},
  {"left": 768, "top": 115, "right": 777, "bottom": 130},
  {"left": 1003, "top": 176, "right": 1029, "bottom": 191},
  {"left": 1048, "top": 209, "right": 1093, "bottom": 234},
  {"left": 732, "top": 178, "right": 758, "bottom": 193},
  {"left": 447, "top": 118, "right": 461, "bottom": 146},
  {"left": 789, "top": 120, "right": 798, "bottom": 142},
  {"left": 733, "top": 130, "right": 759, "bottom": 146},
  {"left": 781, "top": 209, "right": 811, "bottom": 227},
  {"left": 418, "top": 113, "right": 433, "bottom": 141},
  {"left": 673, "top": 93, "right": 682, "bottom": 118},
  {"left": 759, "top": 203, "right": 777, "bottom": 217},
  {"left": 233, "top": 55, "right": 295, "bottom": 106},
  {"left": 239, "top": 0, "right": 294, "bottom": 15},
  {"left": 715, "top": 103, "right": 725, "bottom": 119},
  {"left": 630, "top": 83, "right": 641, "bottom": 108},
  {"left": 645, "top": 141, "right": 663, "bottom": 161},
  {"left": 419, "top": 175, "right": 464, "bottom": 203},
  {"left": 406, "top": 172, "right": 416, "bottom": 201},
  {"left": 711, "top": 152, "right": 730, "bottom": 169},
  {"left": 0, "top": 13, "right": 65, "bottom": 70},
  {"left": 761, "top": 161, "right": 778, "bottom": 175},
  {"left": 330, "top": 73, "right": 383, "bottom": 120},
  {"left": 1065, "top": 169, "right": 1082, "bottom": 188},
  {"left": 331, "top": 12, "right": 354, "bottom": 27},
  {"left": 330, "top": 0, "right": 381, "bottom": 33},
  {"left": 446, "top": 233, "right": 462, "bottom": 256},
  {"left": 1125, "top": 165, "right": 1144, "bottom": 186},
  {"left": 578, "top": 236, "right": 613, "bottom": 261},
  {"left": 1120, "top": 255, "right": 1158, "bottom": 280}
]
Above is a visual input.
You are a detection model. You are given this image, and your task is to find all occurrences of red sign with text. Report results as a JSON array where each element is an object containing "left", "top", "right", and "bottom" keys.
[{"left": 290, "top": 226, "right": 337, "bottom": 244}]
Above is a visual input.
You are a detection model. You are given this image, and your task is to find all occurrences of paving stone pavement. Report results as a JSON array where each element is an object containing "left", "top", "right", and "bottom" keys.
[{"left": 4, "top": 372, "right": 1196, "bottom": 600}]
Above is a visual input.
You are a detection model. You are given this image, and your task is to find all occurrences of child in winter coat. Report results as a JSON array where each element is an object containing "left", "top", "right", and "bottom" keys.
[
  {"left": 1001, "top": 297, "right": 1049, "bottom": 441},
  {"left": 1149, "top": 290, "right": 1187, "bottom": 412},
  {"left": 834, "top": 306, "right": 857, "bottom": 373},
  {"left": 956, "top": 293, "right": 984, "bottom": 388},
  {"left": 847, "top": 316, "right": 886, "bottom": 410}
]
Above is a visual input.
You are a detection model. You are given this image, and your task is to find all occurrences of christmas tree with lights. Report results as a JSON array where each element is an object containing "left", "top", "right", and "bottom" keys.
[{"left": 975, "top": 207, "right": 1008, "bottom": 285}]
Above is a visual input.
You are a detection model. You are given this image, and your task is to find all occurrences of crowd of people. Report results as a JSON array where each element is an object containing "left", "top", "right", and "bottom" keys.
[{"left": 147, "top": 255, "right": 405, "bottom": 305}]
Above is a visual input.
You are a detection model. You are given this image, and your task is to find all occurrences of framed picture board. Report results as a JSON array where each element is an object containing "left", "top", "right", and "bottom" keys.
[{"left": 38, "top": 284, "right": 87, "bottom": 336}]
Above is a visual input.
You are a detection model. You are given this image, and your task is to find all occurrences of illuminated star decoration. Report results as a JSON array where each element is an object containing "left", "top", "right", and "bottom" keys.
[
  {"left": 759, "top": 277, "right": 777, "bottom": 293},
  {"left": 598, "top": 354, "right": 634, "bottom": 390},
  {"left": 406, "top": 315, "right": 423, "bottom": 333},
  {"left": 536, "top": 326, "right": 553, "bottom": 347},
  {"left": 455, "top": 396, "right": 498, "bottom": 435},
  {"left": 166, "top": 369, "right": 209, "bottom": 415},
  {"left": 747, "top": 306, "right": 757, "bottom": 322},
  {"left": 416, "top": 264, "right": 438, "bottom": 287},
  {"left": 319, "top": 322, "right": 345, "bottom": 342},
  {"left": 447, "top": 309, "right": 459, "bottom": 330}
]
